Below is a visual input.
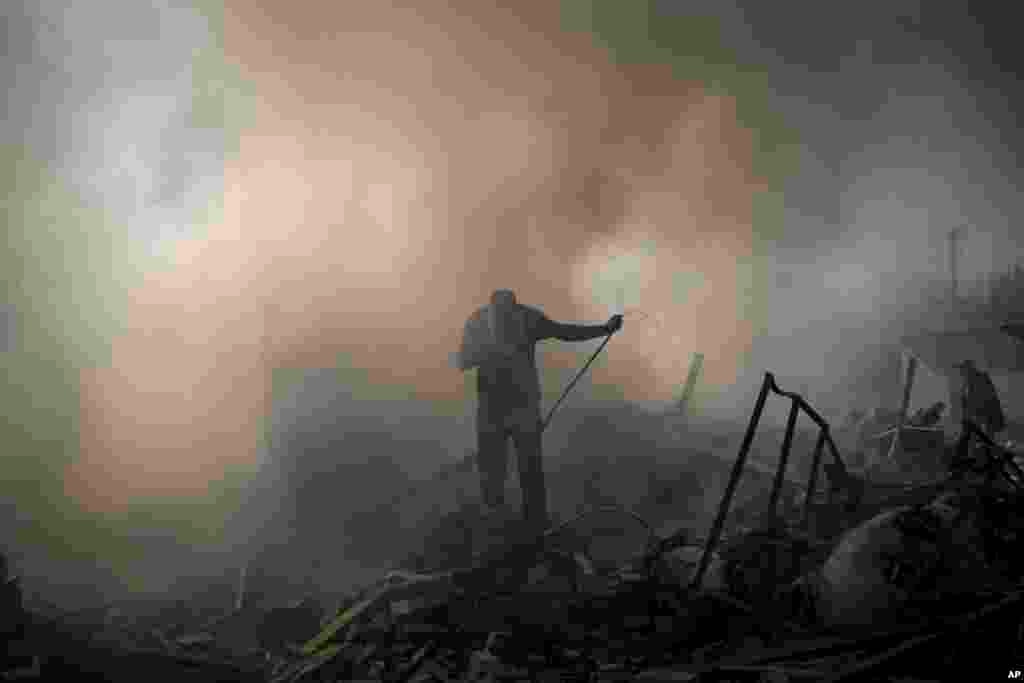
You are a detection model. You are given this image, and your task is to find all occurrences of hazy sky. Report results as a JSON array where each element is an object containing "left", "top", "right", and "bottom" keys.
[{"left": 3, "top": 0, "right": 1023, "bottom": 593}]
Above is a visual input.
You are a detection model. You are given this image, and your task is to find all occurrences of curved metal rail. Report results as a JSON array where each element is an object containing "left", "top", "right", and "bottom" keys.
[{"left": 692, "top": 372, "right": 850, "bottom": 590}]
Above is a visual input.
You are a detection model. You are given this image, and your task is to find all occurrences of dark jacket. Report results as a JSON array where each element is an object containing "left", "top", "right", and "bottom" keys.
[{"left": 458, "top": 303, "right": 607, "bottom": 420}]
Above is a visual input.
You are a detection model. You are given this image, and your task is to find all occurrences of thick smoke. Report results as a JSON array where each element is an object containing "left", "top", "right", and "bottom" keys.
[
  {"left": 54, "top": 1, "right": 769, "bottom": 510},
  {"left": 3, "top": 1, "right": 770, "bottom": 596},
  {"left": 4, "top": 0, "right": 1022, "bottom": 599},
  {"left": 671, "top": 0, "right": 1024, "bottom": 418}
]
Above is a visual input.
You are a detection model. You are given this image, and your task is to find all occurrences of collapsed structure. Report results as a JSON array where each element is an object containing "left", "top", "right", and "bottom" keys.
[
  {"left": 5, "top": 265, "right": 1024, "bottom": 681},
  {"left": 7, "top": 361, "right": 1024, "bottom": 682},
  {"left": 254, "top": 366, "right": 1024, "bottom": 683}
]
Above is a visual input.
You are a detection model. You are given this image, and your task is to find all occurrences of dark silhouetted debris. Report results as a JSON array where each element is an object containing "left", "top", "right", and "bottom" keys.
[
  {"left": 908, "top": 402, "right": 945, "bottom": 428},
  {"left": 956, "top": 359, "right": 1006, "bottom": 436},
  {"left": 6, "top": 371, "right": 1024, "bottom": 682},
  {"left": 251, "top": 376, "right": 1024, "bottom": 682}
]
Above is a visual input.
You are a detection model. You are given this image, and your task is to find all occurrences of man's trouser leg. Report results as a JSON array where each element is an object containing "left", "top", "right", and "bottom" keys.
[
  {"left": 476, "top": 413, "right": 509, "bottom": 509},
  {"left": 511, "top": 418, "right": 548, "bottom": 534}
]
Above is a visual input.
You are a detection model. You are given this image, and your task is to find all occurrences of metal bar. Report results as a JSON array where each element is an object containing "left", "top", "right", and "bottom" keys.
[
  {"left": 948, "top": 226, "right": 965, "bottom": 305},
  {"left": 885, "top": 355, "right": 918, "bottom": 461},
  {"left": 825, "top": 434, "right": 846, "bottom": 473},
  {"left": 763, "top": 374, "right": 847, "bottom": 470},
  {"left": 802, "top": 430, "right": 828, "bottom": 528},
  {"left": 765, "top": 377, "right": 827, "bottom": 434},
  {"left": 676, "top": 352, "right": 704, "bottom": 416},
  {"left": 542, "top": 332, "right": 614, "bottom": 431},
  {"left": 769, "top": 399, "right": 801, "bottom": 513},
  {"left": 884, "top": 427, "right": 901, "bottom": 463},
  {"left": 235, "top": 561, "right": 247, "bottom": 612},
  {"left": 692, "top": 372, "right": 772, "bottom": 590},
  {"left": 395, "top": 642, "right": 440, "bottom": 683},
  {"left": 823, "top": 436, "right": 853, "bottom": 506}
]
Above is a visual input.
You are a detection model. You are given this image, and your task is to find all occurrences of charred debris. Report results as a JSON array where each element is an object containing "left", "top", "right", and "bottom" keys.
[{"left": 6, "top": 311, "right": 1024, "bottom": 681}]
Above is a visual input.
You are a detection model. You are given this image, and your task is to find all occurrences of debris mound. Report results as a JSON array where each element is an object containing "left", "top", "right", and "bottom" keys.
[{"left": 6, "top": 376, "right": 1024, "bottom": 682}]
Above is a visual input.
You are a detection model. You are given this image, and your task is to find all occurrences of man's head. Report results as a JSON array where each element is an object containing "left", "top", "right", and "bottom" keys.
[{"left": 490, "top": 289, "right": 517, "bottom": 307}]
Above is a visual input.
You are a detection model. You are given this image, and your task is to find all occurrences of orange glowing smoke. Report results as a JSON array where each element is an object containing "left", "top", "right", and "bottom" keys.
[{"left": 68, "top": 1, "right": 764, "bottom": 510}]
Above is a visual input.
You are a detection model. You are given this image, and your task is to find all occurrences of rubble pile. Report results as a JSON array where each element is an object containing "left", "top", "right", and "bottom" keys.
[
  {"left": 6, "top": 487, "right": 1024, "bottom": 681},
  {"left": 6, "top": 390, "right": 1024, "bottom": 681},
  {"left": 256, "top": 479, "right": 1024, "bottom": 683}
]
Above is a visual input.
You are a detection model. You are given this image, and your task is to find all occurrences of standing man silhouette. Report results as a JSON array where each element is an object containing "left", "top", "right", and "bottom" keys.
[{"left": 453, "top": 290, "right": 623, "bottom": 533}]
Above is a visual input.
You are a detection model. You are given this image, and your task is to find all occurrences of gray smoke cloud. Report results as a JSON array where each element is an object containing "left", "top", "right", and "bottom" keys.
[
  {"left": 2, "top": 1, "right": 230, "bottom": 288},
  {"left": 4, "top": 0, "right": 1023, "bottom": 602},
  {"left": 665, "top": 0, "right": 1024, "bottom": 419}
]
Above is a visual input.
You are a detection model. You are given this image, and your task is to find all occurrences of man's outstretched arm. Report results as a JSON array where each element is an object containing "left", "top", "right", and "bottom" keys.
[{"left": 538, "top": 314, "right": 623, "bottom": 342}]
